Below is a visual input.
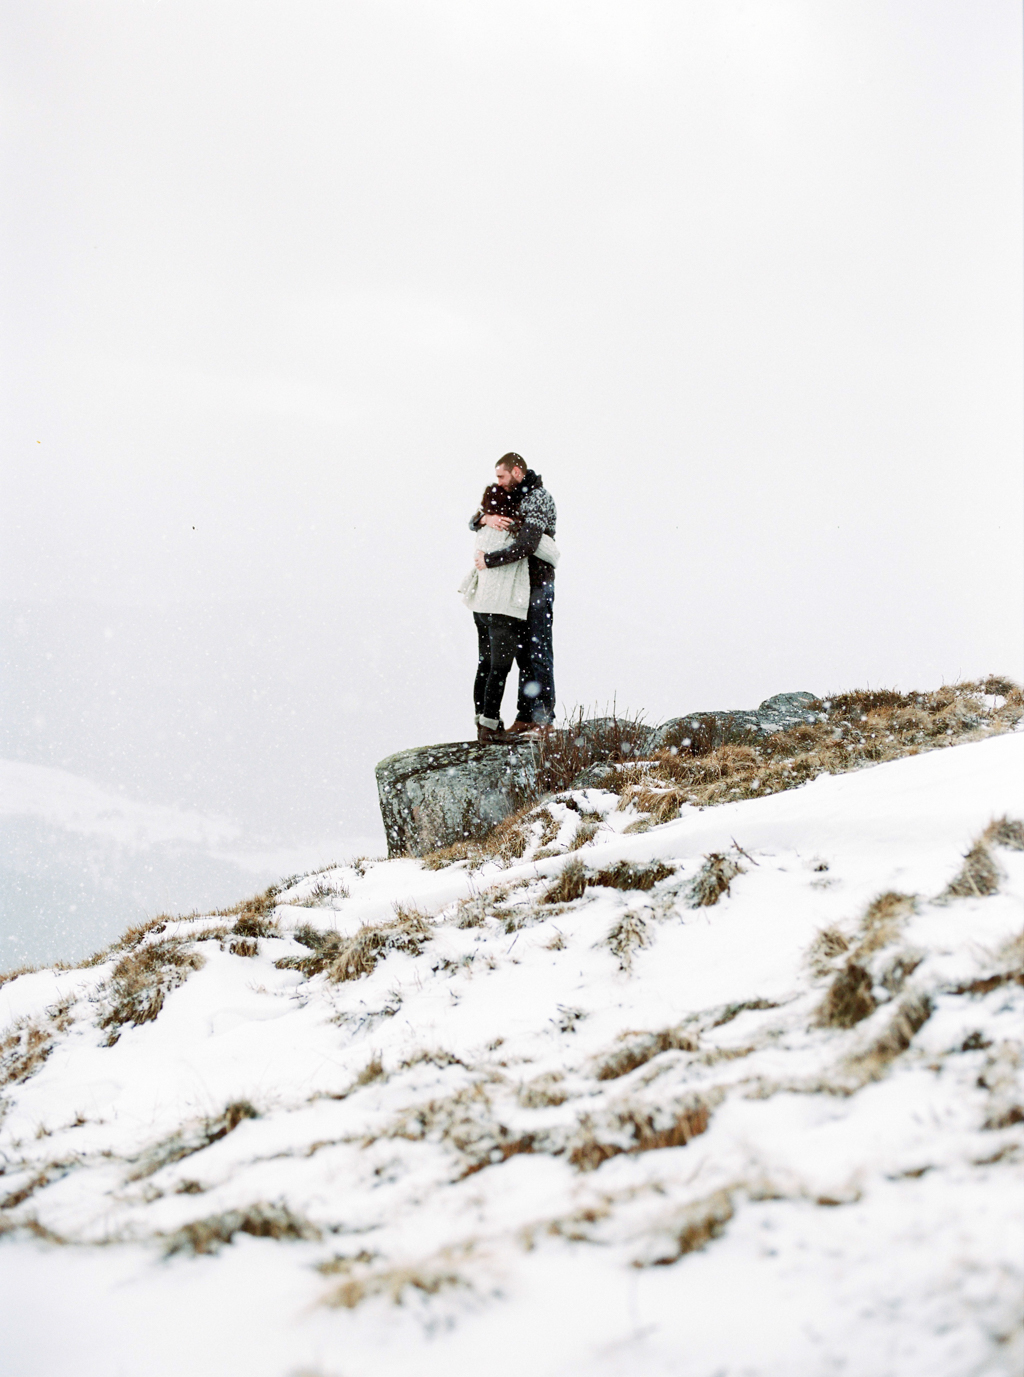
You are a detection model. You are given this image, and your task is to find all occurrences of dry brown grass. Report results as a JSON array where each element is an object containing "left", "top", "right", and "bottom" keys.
[
  {"left": 128, "top": 1100, "right": 259, "bottom": 1181},
  {"left": 816, "top": 961, "right": 877, "bottom": 1029},
  {"left": 1, "top": 1021, "right": 55, "bottom": 1089},
  {"left": 984, "top": 816, "right": 1024, "bottom": 851},
  {"left": 97, "top": 939, "right": 205, "bottom": 1045},
  {"left": 710, "top": 998, "right": 779, "bottom": 1028},
  {"left": 1, "top": 996, "right": 75, "bottom": 1089},
  {"left": 604, "top": 913, "right": 651, "bottom": 969},
  {"left": 569, "top": 821, "right": 601, "bottom": 851},
  {"left": 517, "top": 1073, "right": 568, "bottom": 1108},
  {"left": 323, "top": 1260, "right": 469, "bottom": 1309},
  {"left": 532, "top": 709, "right": 650, "bottom": 796},
  {"left": 813, "top": 890, "right": 918, "bottom": 1027},
  {"left": 569, "top": 1100, "right": 712, "bottom": 1171},
  {"left": 596, "top": 1028, "right": 699, "bottom": 1081},
  {"left": 291, "top": 879, "right": 350, "bottom": 908},
  {"left": 856, "top": 892, "right": 916, "bottom": 956},
  {"left": 616, "top": 680, "right": 1022, "bottom": 820},
  {"left": 688, "top": 853, "right": 745, "bottom": 908},
  {"left": 635, "top": 1189, "right": 735, "bottom": 1267},
  {"left": 354, "top": 1054, "right": 386, "bottom": 1086},
  {"left": 217, "top": 884, "right": 281, "bottom": 924},
  {"left": 419, "top": 682, "right": 1016, "bottom": 872},
  {"left": 543, "top": 859, "right": 588, "bottom": 905},
  {"left": 951, "top": 932, "right": 1024, "bottom": 997},
  {"left": 943, "top": 838, "right": 1002, "bottom": 899},
  {"left": 808, "top": 927, "right": 850, "bottom": 978},
  {"left": 276, "top": 909, "right": 432, "bottom": 983},
  {"left": 843, "top": 995, "right": 933, "bottom": 1082},
  {"left": 232, "top": 911, "right": 279, "bottom": 939},
  {"left": 162, "top": 1201, "right": 319, "bottom": 1256},
  {"left": 590, "top": 861, "right": 675, "bottom": 892}
]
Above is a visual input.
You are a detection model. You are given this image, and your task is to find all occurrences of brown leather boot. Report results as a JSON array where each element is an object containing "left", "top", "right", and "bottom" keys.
[{"left": 477, "top": 723, "right": 509, "bottom": 744}]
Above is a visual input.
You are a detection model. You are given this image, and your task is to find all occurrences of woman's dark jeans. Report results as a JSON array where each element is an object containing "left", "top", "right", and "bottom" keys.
[{"left": 473, "top": 612, "right": 522, "bottom": 724}]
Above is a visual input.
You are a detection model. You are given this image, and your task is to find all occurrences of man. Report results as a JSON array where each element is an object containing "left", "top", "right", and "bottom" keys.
[{"left": 471, "top": 453, "right": 557, "bottom": 733}]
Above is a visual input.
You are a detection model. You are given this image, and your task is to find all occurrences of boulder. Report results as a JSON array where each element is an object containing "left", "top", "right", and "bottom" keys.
[
  {"left": 647, "top": 711, "right": 762, "bottom": 756},
  {"left": 647, "top": 693, "right": 823, "bottom": 756},
  {"left": 756, "top": 691, "right": 824, "bottom": 734},
  {"left": 375, "top": 693, "right": 824, "bottom": 857},
  {"left": 375, "top": 741, "right": 538, "bottom": 858},
  {"left": 566, "top": 717, "right": 656, "bottom": 759}
]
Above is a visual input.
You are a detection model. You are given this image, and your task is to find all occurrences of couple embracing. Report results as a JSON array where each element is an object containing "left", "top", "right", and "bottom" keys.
[{"left": 460, "top": 453, "right": 558, "bottom": 744}]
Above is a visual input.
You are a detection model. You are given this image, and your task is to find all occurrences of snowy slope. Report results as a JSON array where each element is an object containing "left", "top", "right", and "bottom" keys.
[{"left": 1, "top": 734, "right": 1022, "bottom": 1377}]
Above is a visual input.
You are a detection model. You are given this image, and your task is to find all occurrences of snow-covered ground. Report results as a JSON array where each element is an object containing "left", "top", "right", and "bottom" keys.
[{"left": 1, "top": 733, "right": 1022, "bottom": 1377}]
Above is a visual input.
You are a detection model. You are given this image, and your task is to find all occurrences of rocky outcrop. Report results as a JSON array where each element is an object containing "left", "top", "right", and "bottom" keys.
[
  {"left": 376, "top": 741, "right": 538, "bottom": 858},
  {"left": 375, "top": 692, "right": 822, "bottom": 857},
  {"left": 647, "top": 692, "right": 823, "bottom": 755}
]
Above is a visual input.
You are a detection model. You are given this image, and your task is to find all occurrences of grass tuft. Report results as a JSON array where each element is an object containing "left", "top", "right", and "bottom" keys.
[
  {"left": 984, "top": 816, "right": 1024, "bottom": 851},
  {"left": 943, "top": 838, "right": 1002, "bottom": 899},
  {"left": 687, "top": 853, "right": 744, "bottom": 908},
  {"left": 591, "top": 861, "right": 675, "bottom": 892},
  {"left": 532, "top": 708, "right": 649, "bottom": 796},
  {"left": 568, "top": 1100, "right": 711, "bottom": 1171},
  {"left": 542, "top": 859, "right": 588, "bottom": 905},
  {"left": 276, "top": 911, "right": 432, "bottom": 983},
  {"left": 604, "top": 913, "right": 651, "bottom": 969},
  {"left": 97, "top": 940, "right": 205, "bottom": 1045},
  {"left": 844, "top": 995, "right": 933, "bottom": 1081},
  {"left": 517, "top": 1073, "right": 568, "bottom": 1108},
  {"left": 232, "top": 912, "right": 279, "bottom": 939},
  {"left": 856, "top": 892, "right": 915, "bottom": 956},
  {"left": 162, "top": 1201, "right": 319, "bottom": 1256},
  {"left": 596, "top": 1028, "right": 699, "bottom": 1081},
  {"left": 635, "top": 1190, "right": 735, "bottom": 1267},
  {"left": 816, "top": 962, "right": 876, "bottom": 1029},
  {"left": 1, "top": 1021, "right": 55, "bottom": 1089},
  {"left": 323, "top": 1261, "right": 469, "bottom": 1309},
  {"left": 128, "top": 1100, "right": 259, "bottom": 1181}
]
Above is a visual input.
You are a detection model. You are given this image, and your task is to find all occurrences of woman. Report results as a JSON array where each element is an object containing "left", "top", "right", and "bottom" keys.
[{"left": 460, "top": 483, "right": 558, "bottom": 743}]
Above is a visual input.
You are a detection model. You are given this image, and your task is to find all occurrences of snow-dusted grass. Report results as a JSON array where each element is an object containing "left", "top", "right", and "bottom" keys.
[{"left": 0, "top": 732, "right": 1022, "bottom": 1376}]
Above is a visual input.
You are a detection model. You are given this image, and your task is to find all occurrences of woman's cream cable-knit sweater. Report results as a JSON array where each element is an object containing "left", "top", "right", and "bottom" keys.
[{"left": 459, "top": 527, "right": 559, "bottom": 619}]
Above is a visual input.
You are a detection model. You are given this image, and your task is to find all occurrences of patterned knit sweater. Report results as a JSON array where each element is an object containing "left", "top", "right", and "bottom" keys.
[{"left": 470, "top": 470, "right": 558, "bottom": 589}]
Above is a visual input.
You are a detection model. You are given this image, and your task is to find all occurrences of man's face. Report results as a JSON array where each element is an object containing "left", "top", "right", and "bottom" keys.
[{"left": 495, "top": 465, "right": 523, "bottom": 491}]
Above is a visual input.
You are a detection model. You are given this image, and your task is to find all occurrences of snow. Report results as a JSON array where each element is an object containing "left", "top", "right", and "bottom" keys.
[{"left": 1, "top": 733, "right": 1022, "bottom": 1376}]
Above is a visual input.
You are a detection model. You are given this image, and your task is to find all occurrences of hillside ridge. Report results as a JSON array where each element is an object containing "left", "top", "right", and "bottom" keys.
[{"left": 1, "top": 704, "right": 1022, "bottom": 1377}]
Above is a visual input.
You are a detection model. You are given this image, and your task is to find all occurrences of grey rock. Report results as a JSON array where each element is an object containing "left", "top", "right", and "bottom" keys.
[
  {"left": 758, "top": 691, "right": 820, "bottom": 715},
  {"left": 375, "top": 741, "right": 538, "bottom": 858},
  {"left": 648, "top": 711, "right": 762, "bottom": 756},
  {"left": 375, "top": 693, "right": 824, "bottom": 856},
  {"left": 569, "top": 762, "right": 618, "bottom": 791},
  {"left": 648, "top": 692, "right": 822, "bottom": 756},
  {"left": 568, "top": 717, "right": 655, "bottom": 759}
]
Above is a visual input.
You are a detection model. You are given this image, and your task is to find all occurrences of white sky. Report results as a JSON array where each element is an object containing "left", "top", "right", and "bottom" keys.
[{"left": 2, "top": 0, "right": 1022, "bottom": 836}]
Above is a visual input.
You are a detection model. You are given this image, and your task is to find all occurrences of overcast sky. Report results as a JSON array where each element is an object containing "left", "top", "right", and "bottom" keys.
[{"left": 2, "top": 1, "right": 1022, "bottom": 888}]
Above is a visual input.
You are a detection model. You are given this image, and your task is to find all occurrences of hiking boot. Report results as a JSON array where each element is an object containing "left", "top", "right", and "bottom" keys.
[
  {"left": 477, "top": 724, "right": 509, "bottom": 744},
  {"left": 506, "top": 719, "right": 540, "bottom": 735}
]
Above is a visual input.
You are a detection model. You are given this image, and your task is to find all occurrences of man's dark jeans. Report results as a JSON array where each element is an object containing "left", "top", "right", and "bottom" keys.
[{"left": 515, "top": 581, "right": 555, "bottom": 725}]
